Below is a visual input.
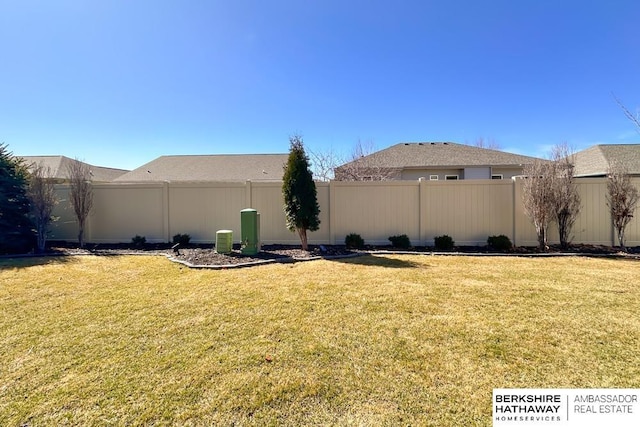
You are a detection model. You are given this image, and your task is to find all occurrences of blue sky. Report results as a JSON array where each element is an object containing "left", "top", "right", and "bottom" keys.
[{"left": 1, "top": 1, "right": 639, "bottom": 170}]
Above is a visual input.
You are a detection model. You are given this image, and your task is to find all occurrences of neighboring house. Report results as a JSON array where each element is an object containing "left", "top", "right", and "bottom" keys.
[
  {"left": 19, "top": 156, "right": 129, "bottom": 182},
  {"left": 334, "top": 142, "right": 541, "bottom": 181},
  {"left": 113, "top": 154, "right": 289, "bottom": 182},
  {"left": 572, "top": 144, "right": 640, "bottom": 177}
]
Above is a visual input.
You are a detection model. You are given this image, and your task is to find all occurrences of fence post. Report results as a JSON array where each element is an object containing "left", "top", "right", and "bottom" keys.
[
  {"left": 329, "top": 180, "right": 336, "bottom": 245},
  {"left": 418, "top": 177, "right": 427, "bottom": 246},
  {"left": 512, "top": 177, "right": 520, "bottom": 247},
  {"left": 163, "top": 181, "right": 170, "bottom": 243},
  {"left": 323, "top": 181, "right": 332, "bottom": 245},
  {"left": 245, "top": 180, "right": 253, "bottom": 208}
]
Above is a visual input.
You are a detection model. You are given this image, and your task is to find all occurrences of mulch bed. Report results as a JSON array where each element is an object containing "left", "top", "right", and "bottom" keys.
[
  {"left": 8, "top": 242, "right": 640, "bottom": 268},
  {"left": 170, "top": 244, "right": 356, "bottom": 267},
  {"left": 42, "top": 243, "right": 359, "bottom": 267}
]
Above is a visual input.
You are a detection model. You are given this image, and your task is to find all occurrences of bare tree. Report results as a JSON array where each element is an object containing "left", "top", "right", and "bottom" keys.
[
  {"left": 606, "top": 159, "right": 639, "bottom": 251},
  {"left": 521, "top": 159, "right": 555, "bottom": 251},
  {"left": 308, "top": 146, "right": 342, "bottom": 182},
  {"left": 472, "top": 137, "right": 501, "bottom": 150},
  {"left": 612, "top": 93, "right": 640, "bottom": 132},
  {"left": 67, "top": 159, "right": 94, "bottom": 248},
  {"left": 334, "top": 140, "right": 397, "bottom": 181},
  {"left": 550, "top": 143, "right": 581, "bottom": 249},
  {"left": 27, "top": 162, "right": 58, "bottom": 252}
]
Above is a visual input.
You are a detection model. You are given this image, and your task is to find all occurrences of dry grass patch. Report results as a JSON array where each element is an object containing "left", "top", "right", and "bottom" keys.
[{"left": 1, "top": 254, "right": 639, "bottom": 426}]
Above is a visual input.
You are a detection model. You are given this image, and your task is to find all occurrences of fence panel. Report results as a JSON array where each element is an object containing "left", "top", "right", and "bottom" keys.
[
  {"left": 90, "top": 183, "right": 166, "bottom": 243},
  {"left": 421, "top": 180, "right": 515, "bottom": 246},
  {"left": 167, "top": 182, "right": 247, "bottom": 244},
  {"left": 50, "top": 185, "right": 77, "bottom": 241},
  {"left": 571, "top": 179, "right": 612, "bottom": 245},
  {"left": 613, "top": 178, "right": 640, "bottom": 247},
  {"left": 45, "top": 177, "right": 640, "bottom": 249},
  {"left": 329, "top": 181, "right": 420, "bottom": 245}
]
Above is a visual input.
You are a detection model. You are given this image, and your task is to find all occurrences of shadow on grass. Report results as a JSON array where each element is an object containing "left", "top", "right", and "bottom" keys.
[
  {"left": 333, "top": 254, "right": 423, "bottom": 268},
  {"left": 0, "top": 254, "right": 75, "bottom": 269}
]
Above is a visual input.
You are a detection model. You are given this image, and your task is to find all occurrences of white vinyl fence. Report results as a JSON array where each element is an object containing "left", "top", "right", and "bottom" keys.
[{"left": 48, "top": 178, "right": 639, "bottom": 248}]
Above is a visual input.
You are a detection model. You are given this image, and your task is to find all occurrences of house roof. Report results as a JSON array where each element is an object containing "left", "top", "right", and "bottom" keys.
[
  {"left": 336, "top": 142, "right": 541, "bottom": 170},
  {"left": 113, "top": 154, "right": 289, "bottom": 182},
  {"left": 19, "top": 156, "right": 129, "bottom": 182},
  {"left": 573, "top": 144, "right": 640, "bottom": 177}
]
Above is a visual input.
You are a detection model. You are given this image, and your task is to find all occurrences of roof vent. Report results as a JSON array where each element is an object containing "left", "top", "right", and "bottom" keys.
[
  {"left": 443, "top": 142, "right": 449, "bottom": 145},
  {"left": 404, "top": 143, "right": 410, "bottom": 145},
  {"left": 430, "top": 142, "right": 435, "bottom": 145}
]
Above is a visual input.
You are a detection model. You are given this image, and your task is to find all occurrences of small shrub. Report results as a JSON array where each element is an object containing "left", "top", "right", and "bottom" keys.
[
  {"left": 434, "top": 234, "right": 454, "bottom": 251},
  {"left": 389, "top": 234, "right": 411, "bottom": 249},
  {"left": 131, "top": 235, "right": 146, "bottom": 248},
  {"left": 487, "top": 234, "right": 512, "bottom": 251},
  {"left": 345, "top": 233, "right": 365, "bottom": 249},
  {"left": 172, "top": 233, "right": 191, "bottom": 246}
]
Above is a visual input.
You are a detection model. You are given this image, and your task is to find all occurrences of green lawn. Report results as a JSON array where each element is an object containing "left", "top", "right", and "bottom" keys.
[{"left": 1, "top": 254, "right": 639, "bottom": 426}]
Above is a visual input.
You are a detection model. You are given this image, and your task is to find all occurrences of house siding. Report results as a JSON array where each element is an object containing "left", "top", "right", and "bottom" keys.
[
  {"left": 401, "top": 168, "right": 464, "bottom": 181},
  {"left": 464, "top": 167, "right": 491, "bottom": 179},
  {"left": 491, "top": 167, "right": 525, "bottom": 179}
]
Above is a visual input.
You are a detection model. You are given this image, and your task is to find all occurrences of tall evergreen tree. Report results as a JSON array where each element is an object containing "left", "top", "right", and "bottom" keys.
[
  {"left": 282, "top": 135, "right": 320, "bottom": 251},
  {"left": 0, "top": 143, "right": 33, "bottom": 253}
]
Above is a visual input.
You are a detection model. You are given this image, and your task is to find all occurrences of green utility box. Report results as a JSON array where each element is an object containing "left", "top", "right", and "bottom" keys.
[
  {"left": 215, "top": 230, "right": 233, "bottom": 254},
  {"left": 240, "top": 208, "right": 260, "bottom": 255}
]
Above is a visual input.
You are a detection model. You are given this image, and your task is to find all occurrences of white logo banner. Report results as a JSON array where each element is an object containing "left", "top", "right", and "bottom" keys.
[{"left": 493, "top": 389, "right": 639, "bottom": 426}]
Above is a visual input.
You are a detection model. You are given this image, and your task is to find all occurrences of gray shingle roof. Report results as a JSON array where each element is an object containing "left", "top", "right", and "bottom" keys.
[
  {"left": 573, "top": 144, "right": 640, "bottom": 177},
  {"left": 19, "top": 156, "right": 129, "bottom": 182},
  {"left": 337, "top": 142, "right": 541, "bottom": 169},
  {"left": 113, "top": 154, "right": 289, "bottom": 182}
]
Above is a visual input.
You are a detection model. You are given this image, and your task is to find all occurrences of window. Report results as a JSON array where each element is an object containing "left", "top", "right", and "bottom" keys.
[
  {"left": 429, "top": 175, "right": 438, "bottom": 181},
  {"left": 445, "top": 175, "right": 459, "bottom": 180},
  {"left": 491, "top": 174, "right": 503, "bottom": 180}
]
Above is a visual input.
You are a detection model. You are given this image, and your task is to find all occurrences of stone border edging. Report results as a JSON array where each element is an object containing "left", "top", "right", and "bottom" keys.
[
  {"left": 165, "top": 252, "right": 365, "bottom": 269},
  {"left": 165, "top": 250, "right": 639, "bottom": 269},
  {"left": 369, "top": 250, "right": 640, "bottom": 259}
]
